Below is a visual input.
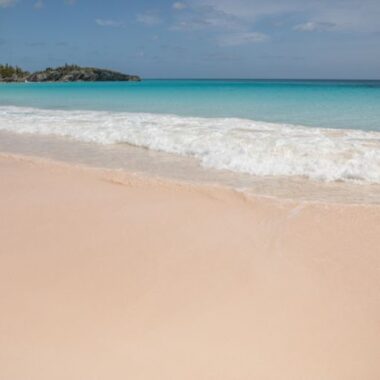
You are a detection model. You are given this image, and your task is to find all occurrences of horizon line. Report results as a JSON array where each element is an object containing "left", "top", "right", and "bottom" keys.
[{"left": 142, "top": 77, "right": 380, "bottom": 81}]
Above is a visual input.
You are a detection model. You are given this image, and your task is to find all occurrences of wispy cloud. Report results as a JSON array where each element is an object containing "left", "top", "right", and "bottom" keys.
[
  {"left": 188, "top": 0, "right": 380, "bottom": 33},
  {"left": 95, "top": 19, "right": 124, "bottom": 28},
  {"left": 64, "top": 0, "right": 76, "bottom": 5},
  {"left": 294, "top": 21, "right": 336, "bottom": 32},
  {"left": 136, "top": 11, "right": 162, "bottom": 26},
  {"left": 219, "top": 31, "right": 268, "bottom": 46},
  {"left": 188, "top": 0, "right": 298, "bottom": 24},
  {"left": 173, "top": 2, "right": 187, "bottom": 10},
  {"left": 170, "top": 2, "right": 269, "bottom": 47},
  {"left": 171, "top": 4, "right": 241, "bottom": 31},
  {"left": 0, "top": 0, "right": 17, "bottom": 8}
]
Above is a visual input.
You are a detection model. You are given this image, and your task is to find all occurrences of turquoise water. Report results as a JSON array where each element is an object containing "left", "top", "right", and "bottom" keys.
[
  {"left": 1, "top": 80, "right": 380, "bottom": 184},
  {"left": 1, "top": 80, "right": 380, "bottom": 131}
]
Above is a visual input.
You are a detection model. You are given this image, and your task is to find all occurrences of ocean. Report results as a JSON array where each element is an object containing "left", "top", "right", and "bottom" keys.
[{"left": 0, "top": 79, "right": 380, "bottom": 189}]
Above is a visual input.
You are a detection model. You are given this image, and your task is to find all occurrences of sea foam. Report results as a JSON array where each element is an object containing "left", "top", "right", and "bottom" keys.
[{"left": 1, "top": 106, "right": 380, "bottom": 184}]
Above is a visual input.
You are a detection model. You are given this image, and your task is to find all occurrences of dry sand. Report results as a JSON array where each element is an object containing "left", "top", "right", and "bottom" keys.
[{"left": 0, "top": 154, "right": 379, "bottom": 380}]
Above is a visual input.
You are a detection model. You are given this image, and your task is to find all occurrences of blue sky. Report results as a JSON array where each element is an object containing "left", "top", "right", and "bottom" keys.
[{"left": 1, "top": 0, "right": 379, "bottom": 78}]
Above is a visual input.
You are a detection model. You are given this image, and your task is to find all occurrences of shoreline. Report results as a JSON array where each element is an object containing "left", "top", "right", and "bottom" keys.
[
  {"left": 1, "top": 104, "right": 380, "bottom": 186},
  {"left": 2, "top": 150, "right": 380, "bottom": 208},
  {"left": 1, "top": 152, "right": 380, "bottom": 379},
  {"left": 1, "top": 129, "right": 380, "bottom": 206}
]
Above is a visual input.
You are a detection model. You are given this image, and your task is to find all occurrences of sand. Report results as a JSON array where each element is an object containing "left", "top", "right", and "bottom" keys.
[{"left": 0, "top": 154, "right": 380, "bottom": 380}]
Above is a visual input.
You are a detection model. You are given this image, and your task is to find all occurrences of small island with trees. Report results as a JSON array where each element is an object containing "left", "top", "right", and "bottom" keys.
[{"left": 0, "top": 64, "right": 141, "bottom": 82}]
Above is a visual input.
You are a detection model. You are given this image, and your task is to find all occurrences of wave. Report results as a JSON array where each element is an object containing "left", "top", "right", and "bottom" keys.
[{"left": 1, "top": 105, "right": 380, "bottom": 184}]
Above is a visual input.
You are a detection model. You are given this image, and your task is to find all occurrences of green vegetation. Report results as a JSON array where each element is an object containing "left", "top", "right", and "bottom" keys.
[
  {"left": 0, "top": 63, "right": 140, "bottom": 82},
  {"left": 0, "top": 64, "right": 29, "bottom": 80}
]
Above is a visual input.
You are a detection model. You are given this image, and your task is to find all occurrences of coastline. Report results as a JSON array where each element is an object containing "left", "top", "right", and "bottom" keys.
[
  {"left": 2, "top": 129, "right": 380, "bottom": 205},
  {"left": 1, "top": 103, "right": 380, "bottom": 186},
  {"left": 1, "top": 152, "right": 380, "bottom": 379}
]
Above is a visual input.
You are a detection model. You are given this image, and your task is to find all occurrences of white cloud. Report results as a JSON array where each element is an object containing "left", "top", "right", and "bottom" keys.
[
  {"left": 170, "top": 2, "right": 270, "bottom": 47},
  {"left": 219, "top": 32, "right": 268, "bottom": 46},
  {"left": 136, "top": 11, "right": 162, "bottom": 26},
  {"left": 0, "top": 0, "right": 17, "bottom": 8},
  {"left": 187, "top": 0, "right": 380, "bottom": 33},
  {"left": 169, "top": 0, "right": 380, "bottom": 50},
  {"left": 294, "top": 21, "right": 336, "bottom": 32},
  {"left": 173, "top": 2, "right": 187, "bottom": 10},
  {"left": 95, "top": 19, "right": 123, "bottom": 28},
  {"left": 171, "top": 4, "right": 242, "bottom": 31},
  {"left": 189, "top": 0, "right": 298, "bottom": 23}
]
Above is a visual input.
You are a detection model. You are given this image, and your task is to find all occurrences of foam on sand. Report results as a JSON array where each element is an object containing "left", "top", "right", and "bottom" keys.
[{"left": 1, "top": 105, "right": 380, "bottom": 183}]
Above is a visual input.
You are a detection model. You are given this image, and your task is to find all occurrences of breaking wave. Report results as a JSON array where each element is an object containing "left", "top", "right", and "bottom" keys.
[{"left": 1, "top": 106, "right": 380, "bottom": 183}]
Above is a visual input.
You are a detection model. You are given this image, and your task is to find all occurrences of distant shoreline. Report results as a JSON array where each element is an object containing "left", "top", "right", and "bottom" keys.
[{"left": 0, "top": 64, "right": 141, "bottom": 83}]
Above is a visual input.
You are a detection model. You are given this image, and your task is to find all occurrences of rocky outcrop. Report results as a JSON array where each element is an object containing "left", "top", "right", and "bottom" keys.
[
  {"left": 0, "top": 64, "right": 29, "bottom": 82},
  {"left": 0, "top": 74, "right": 28, "bottom": 82},
  {"left": 0, "top": 64, "right": 141, "bottom": 82}
]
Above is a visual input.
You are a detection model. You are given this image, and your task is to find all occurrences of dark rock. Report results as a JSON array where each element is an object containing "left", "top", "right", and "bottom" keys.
[
  {"left": 26, "top": 65, "right": 141, "bottom": 82},
  {"left": 0, "top": 64, "right": 141, "bottom": 82}
]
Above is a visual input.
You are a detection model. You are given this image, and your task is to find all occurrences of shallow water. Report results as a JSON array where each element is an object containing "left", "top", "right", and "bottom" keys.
[
  {"left": 0, "top": 80, "right": 379, "bottom": 195},
  {"left": 1, "top": 80, "right": 380, "bottom": 131},
  {"left": 1, "top": 130, "right": 380, "bottom": 205}
]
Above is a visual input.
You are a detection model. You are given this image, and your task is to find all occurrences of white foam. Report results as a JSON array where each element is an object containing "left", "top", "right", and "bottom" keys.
[{"left": 1, "top": 105, "right": 380, "bottom": 183}]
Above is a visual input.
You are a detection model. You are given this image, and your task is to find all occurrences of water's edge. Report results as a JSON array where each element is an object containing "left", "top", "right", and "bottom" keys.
[{"left": 1, "top": 129, "right": 380, "bottom": 205}]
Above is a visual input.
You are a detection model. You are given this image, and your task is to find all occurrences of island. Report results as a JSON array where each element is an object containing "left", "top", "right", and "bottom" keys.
[{"left": 0, "top": 64, "right": 141, "bottom": 82}]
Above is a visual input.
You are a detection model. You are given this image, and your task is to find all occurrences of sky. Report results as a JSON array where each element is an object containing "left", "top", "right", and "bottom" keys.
[{"left": 0, "top": 0, "right": 380, "bottom": 79}]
